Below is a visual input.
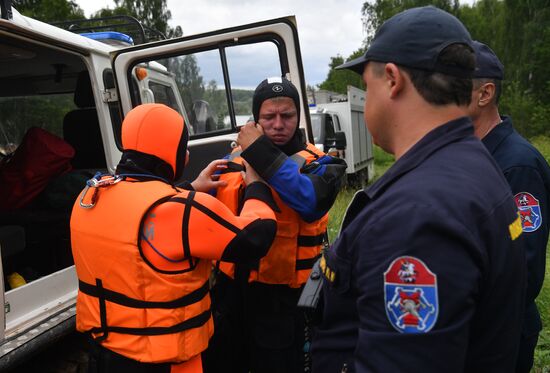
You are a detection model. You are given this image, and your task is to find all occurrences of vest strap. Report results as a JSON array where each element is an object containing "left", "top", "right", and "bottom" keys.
[
  {"left": 95, "top": 278, "right": 109, "bottom": 342},
  {"left": 181, "top": 191, "right": 196, "bottom": 269},
  {"left": 90, "top": 309, "right": 211, "bottom": 336},
  {"left": 297, "top": 233, "right": 325, "bottom": 247},
  {"left": 79, "top": 279, "right": 209, "bottom": 309},
  {"left": 303, "top": 146, "right": 321, "bottom": 160},
  {"left": 219, "top": 161, "right": 245, "bottom": 174},
  {"left": 170, "top": 196, "right": 241, "bottom": 235},
  {"left": 296, "top": 254, "right": 322, "bottom": 271}
]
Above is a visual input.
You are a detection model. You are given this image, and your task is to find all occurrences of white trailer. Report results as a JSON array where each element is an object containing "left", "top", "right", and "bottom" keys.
[{"left": 311, "top": 85, "right": 374, "bottom": 186}]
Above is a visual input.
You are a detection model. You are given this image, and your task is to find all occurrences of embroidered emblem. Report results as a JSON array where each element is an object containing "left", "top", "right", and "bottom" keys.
[
  {"left": 514, "top": 192, "right": 542, "bottom": 233},
  {"left": 384, "top": 256, "right": 438, "bottom": 333}
]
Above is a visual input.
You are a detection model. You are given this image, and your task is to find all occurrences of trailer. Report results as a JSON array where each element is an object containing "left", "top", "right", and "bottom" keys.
[{"left": 310, "top": 86, "right": 374, "bottom": 186}]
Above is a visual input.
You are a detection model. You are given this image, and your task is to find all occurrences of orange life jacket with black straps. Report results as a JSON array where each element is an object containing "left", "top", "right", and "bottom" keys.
[
  {"left": 71, "top": 179, "right": 213, "bottom": 364},
  {"left": 216, "top": 144, "right": 328, "bottom": 288}
]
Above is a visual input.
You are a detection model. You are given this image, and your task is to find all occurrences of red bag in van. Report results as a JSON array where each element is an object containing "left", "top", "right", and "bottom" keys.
[{"left": 0, "top": 127, "right": 75, "bottom": 211}]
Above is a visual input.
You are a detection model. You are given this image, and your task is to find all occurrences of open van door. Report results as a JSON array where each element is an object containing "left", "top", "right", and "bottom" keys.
[{"left": 110, "top": 16, "right": 313, "bottom": 181}]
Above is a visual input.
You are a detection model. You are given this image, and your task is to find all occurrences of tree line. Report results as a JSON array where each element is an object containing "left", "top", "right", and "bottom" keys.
[
  {"left": 13, "top": 0, "right": 548, "bottom": 137},
  {"left": 321, "top": 0, "right": 550, "bottom": 138}
]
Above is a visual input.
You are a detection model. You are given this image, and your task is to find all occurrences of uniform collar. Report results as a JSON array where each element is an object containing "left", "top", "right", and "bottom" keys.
[
  {"left": 365, "top": 116, "right": 475, "bottom": 199},
  {"left": 481, "top": 116, "right": 513, "bottom": 154}
]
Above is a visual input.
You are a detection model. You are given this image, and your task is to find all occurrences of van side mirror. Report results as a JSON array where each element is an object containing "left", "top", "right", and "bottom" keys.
[{"left": 325, "top": 131, "right": 346, "bottom": 150}]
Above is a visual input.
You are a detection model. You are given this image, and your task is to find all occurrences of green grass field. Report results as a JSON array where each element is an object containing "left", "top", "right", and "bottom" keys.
[{"left": 328, "top": 138, "right": 550, "bottom": 372}]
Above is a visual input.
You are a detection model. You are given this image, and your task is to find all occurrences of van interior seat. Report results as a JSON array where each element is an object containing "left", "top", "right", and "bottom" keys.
[{"left": 63, "top": 71, "right": 107, "bottom": 170}]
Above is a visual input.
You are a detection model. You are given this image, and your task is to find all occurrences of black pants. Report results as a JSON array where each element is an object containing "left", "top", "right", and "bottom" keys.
[
  {"left": 203, "top": 274, "right": 307, "bottom": 373},
  {"left": 515, "top": 333, "right": 539, "bottom": 373},
  {"left": 87, "top": 337, "right": 172, "bottom": 373}
]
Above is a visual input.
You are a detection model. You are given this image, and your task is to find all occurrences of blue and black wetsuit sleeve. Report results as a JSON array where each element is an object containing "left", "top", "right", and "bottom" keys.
[{"left": 242, "top": 135, "right": 347, "bottom": 222}]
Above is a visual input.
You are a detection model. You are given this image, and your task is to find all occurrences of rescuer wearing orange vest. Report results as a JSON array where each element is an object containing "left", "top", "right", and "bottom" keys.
[
  {"left": 203, "top": 77, "right": 347, "bottom": 373},
  {"left": 70, "top": 103, "right": 277, "bottom": 373}
]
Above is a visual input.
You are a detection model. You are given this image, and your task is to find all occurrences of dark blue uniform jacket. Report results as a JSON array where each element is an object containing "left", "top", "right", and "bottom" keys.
[
  {"left": 311, "top": 117, "right": 526, "bottom": 373},
  {"left": 483, "top": 116, "right": 550, "bottom": 337}
]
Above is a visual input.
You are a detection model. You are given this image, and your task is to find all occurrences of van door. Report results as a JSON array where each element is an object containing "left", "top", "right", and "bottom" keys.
[{"left": 110, "top": 16, "right": 312, "bottom": 181}]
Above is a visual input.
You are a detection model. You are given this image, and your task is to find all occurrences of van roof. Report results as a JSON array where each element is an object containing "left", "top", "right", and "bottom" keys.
[{"left": 7, "top": 7, "right": 117, "bottom": 55}]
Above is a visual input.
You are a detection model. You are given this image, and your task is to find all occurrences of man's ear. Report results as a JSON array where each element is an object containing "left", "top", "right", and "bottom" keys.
[
  {"left": 385, "top": 63, "right": 404, "bottom": 99},
  {"left": 477, "top": 82, "right": 496, "bottom": 108}
]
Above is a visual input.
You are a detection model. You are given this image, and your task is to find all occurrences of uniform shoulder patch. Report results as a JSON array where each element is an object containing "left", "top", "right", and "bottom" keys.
[
  {"left": 514, "top": 192, "right": 542, "bottom": 233},
  {"left": 384, "top": 256, "right": 438, "bottom": 333}
]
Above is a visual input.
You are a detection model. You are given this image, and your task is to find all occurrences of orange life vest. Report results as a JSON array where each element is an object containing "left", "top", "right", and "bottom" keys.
[
  {"left": 216, "top": 144, "right": 328, "bottom": 287},
  {"left": 71, "top": 180, "right": 213, "bottom": 364}
]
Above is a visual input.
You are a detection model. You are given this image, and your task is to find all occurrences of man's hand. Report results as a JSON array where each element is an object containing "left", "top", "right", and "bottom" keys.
[
  {"left": 191, "top": 159, "right": 228, "bottom": 192},
  {"left": 237, "top": 121, "right": 264, "bottom": 151},
  {"left": 241, "top": 160, "right": 265, "bottom": 186}
]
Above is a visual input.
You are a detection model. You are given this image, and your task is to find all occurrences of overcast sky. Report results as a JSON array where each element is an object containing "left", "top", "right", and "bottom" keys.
[{"left": 74, "top": 0, "right": 366, "bottom": 87}]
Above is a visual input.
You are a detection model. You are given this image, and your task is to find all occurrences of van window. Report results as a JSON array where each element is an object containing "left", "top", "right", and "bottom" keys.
[
  {"left": 126, "top": 37, "right": 284, "bottom": 138},
  {"left": 149, "top": 81, "right": 180, "bottom": 113},
  {"left": 0, "top": 94, "right": 73, "bottom": 153},
  {"left": 0, "top": 34, "right": 97, "bottom": 290},
  {"left": 325, "top": 115, "right": 336, "bottom": 138},
  {"left": 311, "top": 114, "right": 322, "bottom": 144},
  {"left": 226, "top": 42, "right": 281, "bottom": 126},
  {"left": 180, "top": 49, "right": 228, "bottom": 135}
]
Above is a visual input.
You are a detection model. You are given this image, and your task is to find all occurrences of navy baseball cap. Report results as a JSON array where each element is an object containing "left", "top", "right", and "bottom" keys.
[
  {"left": 472, "top": 40, "right": 504, "bottom": 80},
  {"left": 338, "top": 6, "right": 474, "bottom": 77}
]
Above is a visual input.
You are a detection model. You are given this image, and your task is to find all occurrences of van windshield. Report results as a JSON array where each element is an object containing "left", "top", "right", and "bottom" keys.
[{"left": 311, "top": 114, "right": 322, "bottom": 144}]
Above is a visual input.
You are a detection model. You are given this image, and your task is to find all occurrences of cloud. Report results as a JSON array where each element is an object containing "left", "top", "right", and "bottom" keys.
[{"left": 168, "top": 0, "right": 365, "bottom": 85}]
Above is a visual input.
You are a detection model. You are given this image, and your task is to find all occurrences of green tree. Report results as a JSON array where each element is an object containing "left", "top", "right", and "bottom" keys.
[
  {"left": 362, "top": 0, "right": 458, "bottom": 44},
  {"left": 203, "top": 79, "right": 228, "bottom": 128},
  {"left": 170, "top": 55, "right": 205, "bottom": 114},
  {"left": 326, "top": 0, "right": 550, "bottom": 137},
  {"left": 14, "top": 0, "right": 84, "bottom": 22},
  {"left": 459, "top": 0, "right": 550, "bottom": 137},
  {"left": 319, "top": 50, "right": 366, "bottom": 94},
  {"left": 231, "top": 89, "right": 253, "bottom": 115},
  {"left": 319, "top": 0, "right": 458, "bottom": 94},
  {"left": 91, "top": 0, "right": 182, "bottom": 43},
  {"left": 113, "top": 0, "right": 171, "bottom": 36},
  {"left": 92, "top": 0, "right": 203, "bottom": 128}
]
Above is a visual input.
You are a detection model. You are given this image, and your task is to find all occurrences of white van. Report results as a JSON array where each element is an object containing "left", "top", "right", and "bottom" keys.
[{"left": 0, "top": 2, "right": 313, "bottom": 369}]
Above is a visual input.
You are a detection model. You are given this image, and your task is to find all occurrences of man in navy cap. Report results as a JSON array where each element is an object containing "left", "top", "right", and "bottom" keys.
[
  {"left": 204, "top": 77, "right": 347, "bottom": 373},
  {"left": 311, "top": 6, "right": 526, "bottom": 372},
  {"left": 467, "top": 40, "right": 550, "bottom": 373}
]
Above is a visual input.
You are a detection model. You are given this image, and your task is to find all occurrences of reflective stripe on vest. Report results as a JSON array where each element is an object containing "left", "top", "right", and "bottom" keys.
[
  {"left": 71, "top": 180, "right": 213, "bottom": 363},
  {"left": 217, "top": 144, "right": 327, "bottom": 287}
]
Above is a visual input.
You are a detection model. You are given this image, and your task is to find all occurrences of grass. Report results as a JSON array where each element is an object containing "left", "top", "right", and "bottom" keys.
[
  {"left": 327, "top": 145, "right": 394, "bottom": 242},
  {"left": 531, "top": 136, "right": 550, "bottom": 372},
  {"left": 328, "top": 138, "right": 550, "bottom": 373}
]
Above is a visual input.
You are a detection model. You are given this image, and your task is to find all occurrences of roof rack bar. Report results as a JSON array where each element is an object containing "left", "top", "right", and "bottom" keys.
[{"left": 51, "top": 15, "right": 167, "bottom": 45}]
